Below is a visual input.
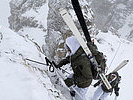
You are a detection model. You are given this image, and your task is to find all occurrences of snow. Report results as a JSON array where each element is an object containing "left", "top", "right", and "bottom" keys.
[
  {"left": 0, "top": 0, "right": 10, "bottom": 27},
  {"left": 22, "top": 1, "right": 49, "bottom": 29},
  {"left": 118, "top": 13, "right": 133, "bottom": 40},
  {"left": 108, "top": 0, "right": 116, "bottom": 3},
  {"left": 18, "top": 27, "right": 47, "bottom": 46},
  {"left": 0, "top": 0, "right": 133, "bottom": 100},
  {"left": 19, "top": 0, "right": 49, "bottom": 47},
  {"left": 0, "top": 26, "right": 63, "bottom": 100},
  {"left": 117, "top": 4, "right": 126, "bottom": 9},
  {"left": 0, "top": 26, "right": 41, "bottom": 59},
  {"left": 0, "top": 59, "right": 48, "bottom": 100}
]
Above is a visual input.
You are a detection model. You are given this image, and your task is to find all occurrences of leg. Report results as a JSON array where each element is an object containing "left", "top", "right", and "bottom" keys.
[
  {"left": 92, "top": 86, "right": 103, "bottom": 100},
  {"left": 99, "top": 92, "right": 110, "bottom": 100},
  {"left": 70, "top": 86, "right": 88, "bottom": 100}
]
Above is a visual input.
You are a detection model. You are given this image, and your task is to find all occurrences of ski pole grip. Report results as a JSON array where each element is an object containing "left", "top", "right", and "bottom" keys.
[
  {"left": 52, "top": 61, "right": 57, "bottom": 67},
  {"left": 49, "top": 65, "right": 54, "bottom": 72},
  {"left": 52, "top": 61, "right": 61, "bottom": 70},
  {"left": 45, "top": 57, "right": 54, "bottom": 72}
]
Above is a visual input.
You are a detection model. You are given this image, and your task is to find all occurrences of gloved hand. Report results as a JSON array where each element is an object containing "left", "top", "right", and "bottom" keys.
[
  {"left": 70, "top": 91, "right": 75, "bottom": 97},
  {"left": 55, "top": 57, "right": 70, "bottom": 68},
  {"left": 64, "top": 78, "right": 74, "bottom": 87},
  {"left": 115, "top": 91, "right": 119, "bottom": 96},
  {"left": 93, "top": 81, "right": 100, "bottom": 87},
  {"left": 55, "top": 63, "right": 62, "bottom": 69},
  {"left": 51, "top": 62, "right": 61, "bottom": 70},
  {"left": 94, "top": 84, "right": 97, "bottom": 87}
]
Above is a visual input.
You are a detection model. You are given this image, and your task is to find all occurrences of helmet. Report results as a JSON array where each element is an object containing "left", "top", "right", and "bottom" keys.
[{"left": 110, "top": 74, "right": 117, "bottom": 79}]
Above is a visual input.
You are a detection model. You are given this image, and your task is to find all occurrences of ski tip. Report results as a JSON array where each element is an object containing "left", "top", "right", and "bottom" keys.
[
  {"left": 59, "top": 8, "right": 64, "bottom": 11},
  {"left": 127, "top": 60, "right": 129, "bottom": 62},
  {"left": 123, "top": 60, "right": 129, "bottom": 63},
  {"left": 59, "top": 8, "right": 67, "bottom": 16}
]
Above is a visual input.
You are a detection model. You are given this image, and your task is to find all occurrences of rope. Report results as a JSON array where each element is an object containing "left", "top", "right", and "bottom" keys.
[{"left": 106, "top": 41, "right": 122, "bottom": 73}]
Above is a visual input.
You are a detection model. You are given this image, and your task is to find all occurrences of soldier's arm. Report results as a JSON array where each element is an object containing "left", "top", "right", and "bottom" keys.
[
  {"left": 56, "top": 56, "right": 70, "bottom": 68},
  {"left": 114, "top": 84, "right": 120, "bottom": 96}
]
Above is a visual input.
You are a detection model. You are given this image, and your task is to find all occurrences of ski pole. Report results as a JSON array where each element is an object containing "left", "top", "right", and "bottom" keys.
[
  {"left": 106, "top": 42, "right": 121, "bottom": 73},
  {"left": 45, "top": 58, "right": 84, "bottom": 99},
  {"left": 25, "top": 58, "right": 54, "bottom": 72},
  {"left": 26, "top": 58, "right": 47, "bottom": 65},
  {"left": 26, "top": 58, "right": 71, "bottom": 74},
  {"left": 45, "top": 57, "right": 71, "bottom": 75},
  {"left": 114, "top": 96, "right": 118, "bottom": 100}
]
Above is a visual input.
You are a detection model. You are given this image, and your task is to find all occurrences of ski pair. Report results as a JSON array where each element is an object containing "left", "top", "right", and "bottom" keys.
[
  {"left": 70, "top": 0, "right": 129, "bottom": 73},
  {"left": 69, "top": 0, "right": 113, "bottom": 89},
  {"left": 59, "top": 8, "right": 112, "bottom": 90}
]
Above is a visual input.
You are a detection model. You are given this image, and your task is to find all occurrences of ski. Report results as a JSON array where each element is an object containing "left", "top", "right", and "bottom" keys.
[
  {"left": 71, "top": 0, "right": 91, "bottom": 42},
  {"left": 112, "top": 60, "right": 129, "bottom": 72},
  {"left": 59, "top": 8, "right": 112, "bottom": 90},
  {"left": 59, "top": 8, "right": 91, "bottom": 56}
]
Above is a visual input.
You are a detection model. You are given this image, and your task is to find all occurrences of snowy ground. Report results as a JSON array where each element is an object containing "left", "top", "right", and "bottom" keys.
[
  {"left": 0, "top": 0, "right": 10, "bottom": 27},
  {"left": 0, "top": 26, "right": 47, "bottom": 100},
  {"left": 0, "top": 26, "right": 67, "bottom": 100},
  {"left": 0, "top": 25, "right": 133, "bottom": 100},
  {"left": 118, "top": 13, "right": 133, "bottom": 41},
  {"left": 0, "top": 0, "right": 133, "bottom": 100}
]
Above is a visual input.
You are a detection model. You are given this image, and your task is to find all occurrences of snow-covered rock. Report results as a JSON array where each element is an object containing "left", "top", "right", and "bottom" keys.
[{"left": 0, "top": 26, "right": 66, "bottom": 100}]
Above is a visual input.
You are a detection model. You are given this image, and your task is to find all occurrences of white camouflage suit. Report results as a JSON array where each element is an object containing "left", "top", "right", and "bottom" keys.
[
  {"left": 92, "top": 85, "right": 110, "bottom": 100},
  {"left": 65, "top": 36, "right": 89, "bottom": 100}
]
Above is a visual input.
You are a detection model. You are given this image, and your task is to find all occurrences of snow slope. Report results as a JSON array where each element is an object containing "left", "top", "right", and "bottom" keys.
[
  {"left": 0, "top": 26, "right": 66, "bottom": 100},
  {"left": 1, "top": 26, "right": 133, "bottom": 100},
  {"left": 0, "top": 19, "right": 133, "bottom": 100},
  {"left": 0, "top": 0, "right": 133, "bottom": 100},
  {"left": 0, "top": 0, "right": 10, "bottom": 27},
  {"left": 118, "top": 13, "right": 133, "bottom": 41}
]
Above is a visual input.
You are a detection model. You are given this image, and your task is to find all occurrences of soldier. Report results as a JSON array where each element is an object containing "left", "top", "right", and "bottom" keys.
[
  {"left": 92, "top": 72, "right": 121, "bottom": 100},
  {"left": 55, "top": 36, "right": 106, "bottom": 100}
]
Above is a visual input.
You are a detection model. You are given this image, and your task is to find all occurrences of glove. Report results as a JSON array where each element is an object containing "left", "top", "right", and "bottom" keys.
[
  {"left": 55, "top": 63, "right": 62, "bottom": 69},
  {"left": 93, "top": 81, "right": 100, "bottom": 87},
  {"left": 116, "top": 87, "right": 120, "bottom": 91},
  {"left": 55, "top": 57, "right": 70, "bottom": 68},
  {"left": 70, "top": 91, "right": 75, "bottom": 97},
  {"left": 64, "top": 78, "right": 74, "bottom": 87},
  {"left": 115, "top": 91, "right": 119, "bottom": 96},
  {"left": 94, "top": 84, "right": 97, "bottom": 87}
]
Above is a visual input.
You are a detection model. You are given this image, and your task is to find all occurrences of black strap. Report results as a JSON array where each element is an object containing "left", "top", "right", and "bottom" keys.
[
  {"left": 45, "top": 57, "right": 54, "bottom": 72},
  {"left": 71, "top": 0, "right": 91, "bottom": 42},
  {"left": 26, "top": 58, "right": 47, "bottom": 65}
]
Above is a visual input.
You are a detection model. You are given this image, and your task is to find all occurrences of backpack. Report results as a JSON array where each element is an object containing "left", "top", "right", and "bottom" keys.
[
  {"left": 90, "top": 52, "right": 106, "bottom": 79},
  {"left": 76, "top": 42, "right": 107, "bottom": 79}
]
